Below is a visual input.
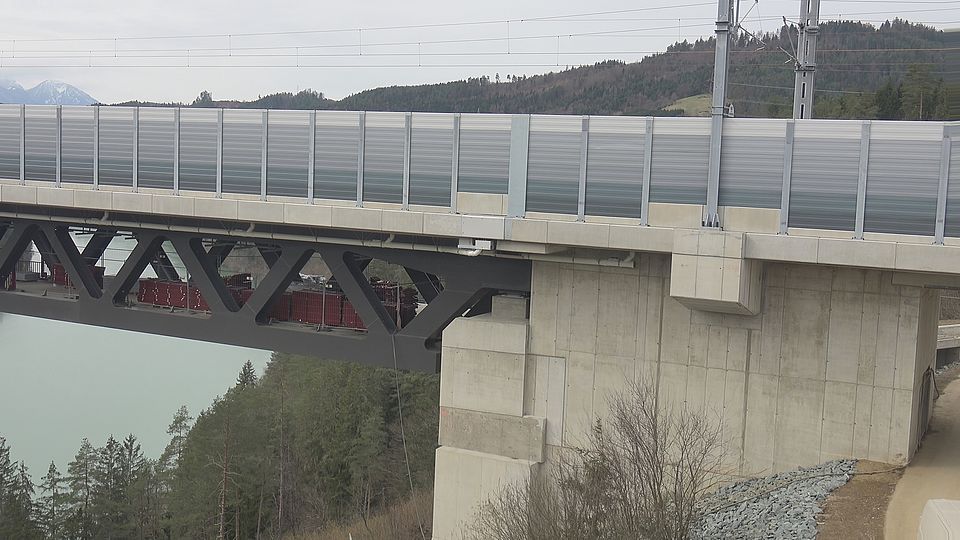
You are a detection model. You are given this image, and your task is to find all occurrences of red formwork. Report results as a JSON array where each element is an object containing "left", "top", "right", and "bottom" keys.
[
  {"left": 132, "top": 276, "right": 416, "bottom": 331},
  {"left": 150, "top": 280, "right": 167, "bottom": 306},
  {"left": 270, "top": 292, "right": 292, "bottom": 321},
  {"left": 52, "top": 264, "right": 68, "bottom": 286},
  {"left": 234, "top": 288, "right": 292, "bottom": 321},
  {"left": 167, "top": 282, "right": 188, "bottom": 308},
  {"left": 291, "top": 289, "right": 342, "bottom": 326},
  {"left": 51, "top": 264, "right": 105, "bottom": 288},
  {"left": 341, "top": 299, "right": 366, "bottom": 330},
  {"left": 188, "top": 285, "right": 209, "bottom": 311},
  {"left": 137, "top": 279, "right": 159, "bottom": 304},
  {"left": 157, "top": 280, "right": 173, "bottom": 307}
]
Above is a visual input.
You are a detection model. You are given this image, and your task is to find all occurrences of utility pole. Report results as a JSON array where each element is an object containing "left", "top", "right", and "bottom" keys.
[
  {"left": 705, "top": 0, "right": 737, "bottom": 228},
  {"left": 792, "top": 0, "right": 820, "bottom": 119}
]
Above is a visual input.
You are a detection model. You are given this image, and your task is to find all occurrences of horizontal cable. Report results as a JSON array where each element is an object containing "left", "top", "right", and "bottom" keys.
[
  {"left": 0, "top": 23, "right": 718, "bottom": 56},
  {"left": 2, "top": 45, "right": 956, "bottom": 64},
  {"left": 0, "top": 3, "right": 718, "bottom": 43},
  {"left": 729, "top": 82, "right": 878, "bottom": 95}
]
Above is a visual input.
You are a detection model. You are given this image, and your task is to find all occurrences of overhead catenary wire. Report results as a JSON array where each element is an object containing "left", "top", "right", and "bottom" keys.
[
  {"left": 0, "top": 3, "right": 720, "bottom": 44},
  {"left": 0, "top": 7, "right": 955, "bottom": 58},
  {"left": 730, "top": 82, "right": 879, "bottom": 94},
  {"left": 1, "top": 45, "right": 957, "bottom": 67},
  {"left": 0, "top": 2, "right": 956, "bottom": 46}
]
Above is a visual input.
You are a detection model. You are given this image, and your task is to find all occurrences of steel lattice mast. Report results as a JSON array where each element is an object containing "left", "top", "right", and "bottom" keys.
[
  {"left": 793, "top": 0, "right": 821, "bottom": 119},
  {"left": 705, "top": 0, "right": 738, "bottom": 227}
]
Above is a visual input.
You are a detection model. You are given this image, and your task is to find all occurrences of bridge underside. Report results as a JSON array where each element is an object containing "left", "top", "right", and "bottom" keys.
[{"left": 0, "top": 210, "right": 531, "bottom": 372}]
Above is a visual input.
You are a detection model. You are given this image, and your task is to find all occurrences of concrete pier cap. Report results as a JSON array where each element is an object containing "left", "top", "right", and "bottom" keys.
[{"left": 670, "top": 229, "right": 763, "bottom": 315}]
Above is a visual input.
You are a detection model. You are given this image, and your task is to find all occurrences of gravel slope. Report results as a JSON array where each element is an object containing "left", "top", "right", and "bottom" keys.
[{"left": 693, "top": 460, "right": 857, "bottom": 540}]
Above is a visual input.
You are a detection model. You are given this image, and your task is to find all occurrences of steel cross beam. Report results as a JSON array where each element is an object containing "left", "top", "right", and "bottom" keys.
[
  {"left": 31, "top": 230, "right": 60, "bottom": 274},
  {"left": 0, "top": 218, "right": 531, "bottom": 372},
  {"left": 405, "top": 268, "right": 443, "bottom": 303},
  {"left": 80, "top": 229, "right": 117, "bottom": 265},
  {"left": 206, "top": 240, "right": 237, "bottom": 268},
  {"left": 151, "top": 245, "right": 181, "bottom": 282}
]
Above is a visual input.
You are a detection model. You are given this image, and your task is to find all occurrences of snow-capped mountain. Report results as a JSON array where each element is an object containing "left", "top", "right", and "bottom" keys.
[
  {"left": 0, "top": 79, "right": 97, "bottom": 105},
  {"left": 0, "top": 80, "right": 26, "bottom": 104}
]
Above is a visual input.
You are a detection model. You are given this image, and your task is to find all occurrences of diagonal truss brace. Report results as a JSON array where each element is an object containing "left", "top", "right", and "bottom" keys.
[{"left": 0, "top": 219, "right": 531, "bottom": 372}]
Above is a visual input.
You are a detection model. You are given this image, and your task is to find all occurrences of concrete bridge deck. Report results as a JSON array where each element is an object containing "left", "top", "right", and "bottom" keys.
[{"left": 0, "top": 107, "right": 957, "bottom": 290}]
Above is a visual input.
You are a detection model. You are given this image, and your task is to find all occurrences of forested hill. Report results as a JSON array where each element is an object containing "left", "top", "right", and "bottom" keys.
[
  {"left": 334, "top": 20, "right": 951, "bottom": 117},
  {"left": 150, "top": 20, "right": 954, "bottom": 120},
  {"left": 0, "top": 355, "right": 439, "bottom": 539}
]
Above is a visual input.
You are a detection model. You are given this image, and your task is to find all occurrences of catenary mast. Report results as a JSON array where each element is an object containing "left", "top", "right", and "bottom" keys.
[{"left": 793, "top": 0, "right": 821, "bottom": 119}]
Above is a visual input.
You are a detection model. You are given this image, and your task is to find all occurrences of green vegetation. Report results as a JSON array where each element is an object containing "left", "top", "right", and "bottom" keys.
[
  {"left": 0, "top": 354, "right": 440, "bottom": 538},
  {"left": 663, "top": 94, "right": 712, "bottom": 117}
]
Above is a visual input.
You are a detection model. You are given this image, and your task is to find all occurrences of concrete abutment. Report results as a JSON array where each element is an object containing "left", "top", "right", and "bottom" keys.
[{"left": 431, "top": 249, "right": 939, "bottom": 539}]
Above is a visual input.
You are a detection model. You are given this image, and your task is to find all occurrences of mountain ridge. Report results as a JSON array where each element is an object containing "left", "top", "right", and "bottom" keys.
[
  {"left": 0, "top": 79, "right": 97, "bottom": 106},
  {"left": 165, "top": 20, "right": 948, "bottom": 120}
]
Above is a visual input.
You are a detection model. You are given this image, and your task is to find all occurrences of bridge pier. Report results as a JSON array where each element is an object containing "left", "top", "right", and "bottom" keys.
[{"left": 433, "top": 253, "right": 939, "bottom": 539}]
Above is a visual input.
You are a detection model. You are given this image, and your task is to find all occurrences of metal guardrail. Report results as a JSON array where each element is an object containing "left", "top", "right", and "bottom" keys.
[{"left": 0, "top": 104, "right": 956, "bottom": 240}]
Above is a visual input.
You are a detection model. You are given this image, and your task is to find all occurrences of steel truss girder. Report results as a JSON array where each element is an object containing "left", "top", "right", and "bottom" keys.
[
  {"left": 80, "top": 229, "right": 116, "bottom": 264},
  {"left": 0, "top": 218, "right": 531, "bottom": 372},
  {"left": 32, "top": 230, "right": 59, "bottom": 274}
]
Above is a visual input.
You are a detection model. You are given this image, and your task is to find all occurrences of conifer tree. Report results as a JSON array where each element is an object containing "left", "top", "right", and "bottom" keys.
[
  {"left": 0, "top": 436, "right": 14, "bottom": 508},
  {"left": 38, "top": 461, "right": 68, "bottom": 538},
  {"left": 0, "top": 459, "right": 41, "bottom": 539},
  {"left": 161, "top": 406, "right": 193, "bottom": 472},
  {"left": 65, "top": 438, "right": 96, "bottom": 538},
  {"left": 92, "top": 436, "right": 124, "bottom": 537},
  {"left": 237, "top": 361, "right": 258, "bottom": 389}
]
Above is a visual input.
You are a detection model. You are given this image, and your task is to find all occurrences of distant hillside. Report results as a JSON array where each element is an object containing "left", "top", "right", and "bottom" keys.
[
  {"left": 122, "top": 20, "right": 952, "bottom": 121},
  {"left": 664, "top": 94, "right": 712, "bottom": 117},
  {"left": 327, "top": 20, "right": 950, "bottom": 118},
  {"left": 0, "top": 80, "right": 97, "bottom": 105}
]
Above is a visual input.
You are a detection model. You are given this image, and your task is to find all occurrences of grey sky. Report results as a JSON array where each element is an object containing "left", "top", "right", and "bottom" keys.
[{"left": 0, "top": 0, "right": 956, "bottom": 104}]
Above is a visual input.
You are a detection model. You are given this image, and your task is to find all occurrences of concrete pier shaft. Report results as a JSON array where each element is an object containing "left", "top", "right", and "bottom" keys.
[{"left": 431, "top": 253, "right": 939, "bottom": 539}]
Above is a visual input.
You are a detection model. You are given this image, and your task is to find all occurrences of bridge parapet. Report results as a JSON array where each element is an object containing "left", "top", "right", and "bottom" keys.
[{"left": 0, "top": 105, "right": 955, "bottom": 244}]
